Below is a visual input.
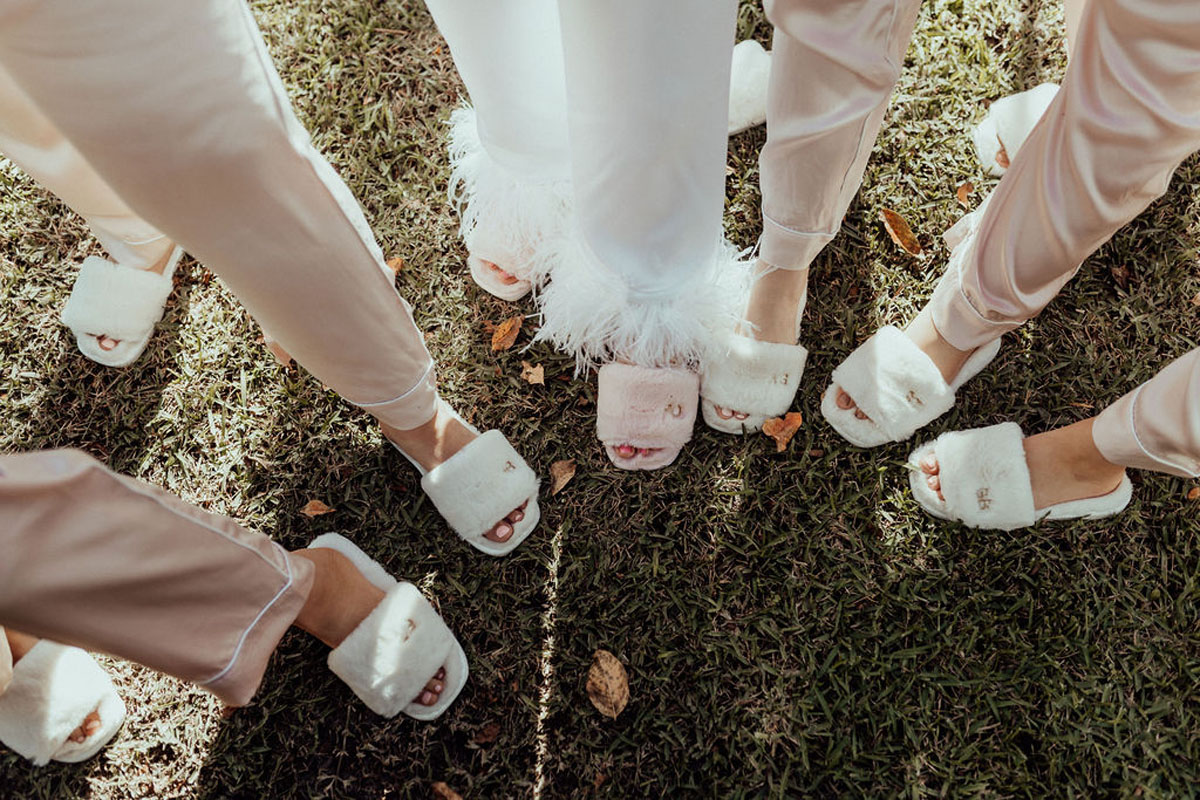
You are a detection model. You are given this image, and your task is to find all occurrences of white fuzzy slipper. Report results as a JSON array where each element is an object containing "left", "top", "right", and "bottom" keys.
[
  {"left": 820, "top": 316, "right": 1001, "bottom": 448},
  {"left": 389, "top": 401, "right": 540, "bottom": 556},
  {"left": 597, "top": 363, "right": 698, "bottom": 470},
  {"left": 701, "top": 334, "right": 808, "bottom": 434},
  {"left": 728, "top": 40, "right": 771, "bottom": 135},
  {"left": 60, "top": 248, "right": 184, "bottom": 367},
  {"left": 908, "top": 422, "right": 1133, "bottom": 530},
  {"left": 307, "top": 533, "right": 468, "bottom": 720},
  {"left": 972, "top": 83, "right": 1059, "bottom": 177},
  {"left": 0, "top": 641, "right": 125, "bottom": 766}
]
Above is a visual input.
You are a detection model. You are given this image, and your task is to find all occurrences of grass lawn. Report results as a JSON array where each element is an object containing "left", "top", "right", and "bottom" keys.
[{"left": 2, "top": 0, "right": 1198, "bottom": 796}]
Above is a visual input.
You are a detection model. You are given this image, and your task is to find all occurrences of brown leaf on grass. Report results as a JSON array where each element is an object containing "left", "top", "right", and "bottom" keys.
[
  {"left": 490, "top": 315, "right": 522, "bottom": 351},
  {"left": 762, "top": 412, "right": 804, "bottom": 452},
  {"left": 586, "top": 650, "right": 629, "bottom": 719},
  {"left": 473, "top": 722, "right": 501, "bottom": 745},
  {"left": 300, "top": 499, "right": 334, "bottom": 517},
  {"left": 1191, "top": 291, "right": 1200, "bottom": 307},
  {"left": 520, "top": 360, "right": 545, "bottom": 385},
  {"left": 385, "top": 256, "right": 405, "bottom": 274},
  {"left": 956, "top": 181, "right": 975, "bottom": 209},
  {"left": 431, "top": 782, "right": 463, "bottom": 800},
  {"left": 549, "top": 459, "right": 576, "bottom": 495},
  {"left": 1188, "top": 487, "right": 1200, "bottom": 501},
  {"left": 1111, "top": 264, "right": 1131, "bottom": 291},
  {"left": 879, "top": 209, "right": 923, "bottom": 256}
]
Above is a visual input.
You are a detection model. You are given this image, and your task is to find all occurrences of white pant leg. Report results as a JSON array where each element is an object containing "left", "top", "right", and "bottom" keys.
[
  {"left": 0, "top": 0, "right": 437, "bottom": 429},
  {"left": 536, "top": 0, "right": 741, "bottom": 369},
  {"left": 427, "top": 0, "right": 571, "bottom": 277},
  {"left": 0, "top": 64, "right": 171, "bottom": 270}
]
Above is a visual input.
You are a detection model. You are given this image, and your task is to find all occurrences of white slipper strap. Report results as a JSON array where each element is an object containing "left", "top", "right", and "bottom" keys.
[
  {"left": 420, "top": 430, "right": 540, "bottom": 544},
  {"left": 0, "top": 641, "right": 124, "bottom": 766},
  {"left": 991, "top": 83, "right": 1059, "bottom": 162},
  {"left": 327, "top": 582, "right": 455, "bottom": 719},
  {"left": 727, "top": 40, "right": 770, "bottom": 135},
  {"left": 830, "top": 326, "right": 955, "bottom": 441},
  {"left": 596, "top": 363, "right": 698, "bottom": 449},
  {"left": 701, "top": 335, "right": 807, "bottom": 417},
  {"left": 923, "top": 422, "right": 1037, "bottom": 530},
  {"left": 60, "top": 255, "right": 176, "bottom": 341}
]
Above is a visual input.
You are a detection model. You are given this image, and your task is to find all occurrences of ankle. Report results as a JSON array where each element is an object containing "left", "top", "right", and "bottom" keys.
[
  {"left": 292, "top": 549, "right": 384, "bottom": 649},
  {"left": 4, "top": 629, "right": 39, "bottom": 664}
]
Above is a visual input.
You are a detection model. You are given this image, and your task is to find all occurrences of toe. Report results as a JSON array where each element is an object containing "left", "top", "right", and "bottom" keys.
[
  {"left": 835, "top": 388, "right": 855, "bottom": 410},
  {"left": 733, "top": 411, "right": 749, "bottom": 421},
  {"left": 97, "top": 335, "right": 120, "bottom": 351},
  {"left": 853, "top": 408, "right": 869, "bottom": 420},
  {"left": 920, "top": 454, "right": 940, "bottom": 475},
  {"left": 507, "top": 507, "right": 525, "bottom": 524},
  {"left": 715, "top": 406, "right": 734, "bottom": 420},
  {"left": 417, "top": 690, "right": 437, "bottom": 706},
  {"left": 484, "top": 261, "right": 520, "bottom": 285},
  {"left": 996, "top": 143, "right": 1010, "bottom": 169},
  {"left": 614, "top": 444, "right": 636, "bottom": 459},
  {"left": 485, "top": 521, "right": 514, "bottom": 543},
  {"left": 636, "top": 448, "right": 657, "bottom": 457}
]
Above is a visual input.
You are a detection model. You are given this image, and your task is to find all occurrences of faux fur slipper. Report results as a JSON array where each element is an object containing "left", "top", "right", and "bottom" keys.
[
  {"left": 389, "top": 400, "right": 540, "bottom": 556},
  {"left": 908, "top": 422, "right": 1133, "bottom": 530},
  {"left": 728, "top": 40, "right": 770, "bottom": 135},
  {"left": 60, "top": 248, "right": 184, "bottom": 367},
  {"left": 307, "top": 533, "right": 469, "bottom": 720},
  {"left": 701, "top": 333, "right": 807, "bottom": 434},
  {"left": 973, "top": 83, "right": 1059, "bottom": 176},
  {"left": 0, "top": 641, "right": 125, "bottom": 766},
  {"left": 597, "top": 363, "right": 698, "bottom": 470}
]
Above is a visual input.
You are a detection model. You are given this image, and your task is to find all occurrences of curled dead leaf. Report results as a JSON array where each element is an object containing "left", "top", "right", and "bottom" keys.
[
  {"left": 300, "top": 499, "right": 334, "bottom": 517},
  {"left": 955, "top": 181, "right": 975, "bottom": 209},
  {"left": 762, "top": 412, "right": 804, "bottom": 452},
  {"left": 385, "top": 256, "right": 405, "bottom": 274},
  {"left": 1190, "top": 291, "right": 1200, "bottom": 307},
  {"left": 473, "top": 722, "right": 501, "bottom": 745},
  {"left": 432, "top": 782, "right": 463, "bottom": 800},
  {"left": 520, "top": 360, "right": 545, "bottom": 385},
  {"left": 586, "top": 649, "right": 629, "bottom": 720},
  {"left": 879, "top": 209, "right": 923, "bottom": 256},
  {"left": 490, "top": 315, "right": 522, "bottom": 351},
  {"left": 550, "top": 459, "right": 576, "bottom": 496},
  {"left": 1188, "top": 487, "right": 1200, "bottom": 501}
]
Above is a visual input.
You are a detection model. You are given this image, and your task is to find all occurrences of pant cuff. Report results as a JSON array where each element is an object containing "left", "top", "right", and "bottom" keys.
[
  {"left": 202, "top": 551, "right": 314, "bottom": 706},
  {"left": 759, "top": 215, "right": 835, "bottom": 271},
  {"left": 355, "top": 361, "right": 439, "bottom": 430},
  {"left": 927, "top": 254, "right": 1018, "bottom": 352},
  {"left": 1093, "top": 385, "right": 1197, "bottom": 478}
]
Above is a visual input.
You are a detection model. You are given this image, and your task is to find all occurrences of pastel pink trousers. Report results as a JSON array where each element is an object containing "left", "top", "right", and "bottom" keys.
[{"left": 762, "top": 0, "right": 1200, "bottom": 478}]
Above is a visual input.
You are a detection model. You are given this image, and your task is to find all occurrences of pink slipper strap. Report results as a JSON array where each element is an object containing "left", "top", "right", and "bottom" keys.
[{"left": 596, "top": 364, "right": 698, "bottom": 449}]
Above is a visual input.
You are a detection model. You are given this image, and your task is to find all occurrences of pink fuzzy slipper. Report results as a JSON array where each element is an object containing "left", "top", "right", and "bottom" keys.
[{"left": 596, "top": 364, "right": 699, "bottom": 471}]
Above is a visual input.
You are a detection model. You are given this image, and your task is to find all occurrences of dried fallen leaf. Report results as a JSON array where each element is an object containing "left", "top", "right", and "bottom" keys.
[
  {"left": 385, "top": 256, "right": 405, "bottom": 274},
  {"left": 432, "top": 782, "right": 462, "bottom": 800},
  {"left": 762, "top": 412, "right": 804, "bottom": 452},
  {"left": 490, "top": 315, "right": 522, "bottom": 351},
  {"left": 1188, "top": 487, "right": 1200, "bottom": 501},
  {"left": 473, "top": 722, "right": 501, "bottom": 745},
  {"left": 879, "top": 208, "right": 923, "bottom": 256},
  {"left": 956, "top": 181, "right": 975, "bottom": 209},
  {"left": 300, "top": 500, "right": 334, "bottom": 517},
  {"left": 520, "top": 360, "right": 545, "bottom": 385},
  {"left": 1191, "top": 292, "right": 1200, "bottom": 307},
  {"left": 550, "top": 459, "right": 576, "bottom": 495},
  {"left": 1111, "top": 264, "right": 1131, "bottom": 291},
  {"left": 586, "top": 650, "right": 629, "bottom": 719}
]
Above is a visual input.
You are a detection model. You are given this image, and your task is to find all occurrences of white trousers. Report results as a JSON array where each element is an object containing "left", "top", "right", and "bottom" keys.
[{"left": 427, "top": 0, "right": 740, "bottom": 368}]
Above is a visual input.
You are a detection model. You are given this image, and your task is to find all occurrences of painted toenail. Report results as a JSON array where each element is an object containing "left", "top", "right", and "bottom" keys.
[{"left": 615, "top": 445, "right": 636, "bottom": 458}]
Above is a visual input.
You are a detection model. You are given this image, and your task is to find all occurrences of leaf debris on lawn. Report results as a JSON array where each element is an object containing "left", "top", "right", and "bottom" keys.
[
  {"left": 879, "top": 208, "right": 923, "bottom": 256},
  {"left": 549, "top": 459, "right": 576, "bottom": 495},
  {"left": 300, "top": 499, "right": 334, "bottom": 517},
  {"left": 762, "top": 412, "right": 803, "bottom": 452},
  {"left": 490, "top": 315, "right": 522, "bottom": 351},
  {"left": 586, "top": 649, "right": 630, "bottom": 720}
]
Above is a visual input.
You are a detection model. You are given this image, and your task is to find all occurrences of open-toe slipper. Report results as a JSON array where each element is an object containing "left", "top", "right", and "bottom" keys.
[
  {"left": 308, "top": 533, "right": 469, "bottom": 720},
  {"left": 60, "top": 248, "right": 184, "bottom": 367},
  {"left": 390, "top": 401, "right": 540, "bottom": 556},
  {"left": 701, "top": 333, "right": 807, "bottom": 434},
  {"left": 907, "top": 422, "right": 1133, "bottom": 530},
  {"left": 0, "top": 641, "right": 126, "bottom": 766},
  {"left": 972, "top": 83, "right": 1059, "bottom": 176},
  {"left": 597, "top": 363, "right": 698, "bottom": 470},
  {"left": 821, "top": 318, "right": 1001, "bottom": 448},
  {"left": 467, "top": 253, "right": 533, "bottom": 302},
  {"left": 728, "top": 40, "right": 771, "bottom": 135}
]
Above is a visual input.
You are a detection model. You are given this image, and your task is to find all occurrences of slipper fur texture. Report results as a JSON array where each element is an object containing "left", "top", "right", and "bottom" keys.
[
  {"left": 0, "top": 641, "right": 125, "bottom": 766},
  {"left": 308, "top": 533, "right": 468, "bottom": 720},
  {"left": 701, "top": 333, "right": 808, "bottom": 434},
  {"left": 728, "top": 40, "right": 770, "bottom": 135},
  {"left": 597, "top": 363, "right": 698, "bottom": 470},
  {"left": 972, "top": 83, "right": 1059, "bottom": 176},
  {"left": 908, "top": 422, "right": 1133, "bottom": 530}
]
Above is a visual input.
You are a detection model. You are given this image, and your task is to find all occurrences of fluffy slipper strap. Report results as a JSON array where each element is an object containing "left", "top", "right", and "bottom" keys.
[
  {"left": 701, "top": 335, "right": 807, "bottom": 418},
  {"left": 310, "top": 534, "right": 467, "bottom": 719},
  {"left": 596, "top": 364, "right": 698, "bottom": 450},
  {"left": 0, "top": 641, "right": 125, "bottom": 766},
  {"left": 420, "top": 430, "right": 540, "bottom": 548},
  {"left": 973, "top": 83, "right": 1059, "bottom": 176},
  {"left": 60, "top": 255, "right": 177, "bottom": 341},
  {"left": 728, "top": 40, "right": 770, "bottom": 135}
]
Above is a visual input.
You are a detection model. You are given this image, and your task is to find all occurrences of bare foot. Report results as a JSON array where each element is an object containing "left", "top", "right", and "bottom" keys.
[
  {"left": 711, "top": 262, "right": 809, "bottom": 421},
  {"left": 834, "top": 309, "right": 977, "bottom": 423},
  {"left": 95, "top": 242, "right": 178, "bottom": 352},
  {"left": 292, "top": 548, "right": 447, "bottom": 707},
  {"left": 5, "top": 629, "right": 104, "bottom": 743},
  {"left": 380, "top": 404, "right": 527, "bottom": 544},
  {"left": 917, "top": 417, "right": 1127, "bottom": 511}
]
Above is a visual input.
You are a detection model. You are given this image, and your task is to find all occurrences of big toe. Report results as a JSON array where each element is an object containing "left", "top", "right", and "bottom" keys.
[
  {"left": 835, "top": 387, "right": 870, "bottom": 421},
  {"left": 485, "top": 520, "right": 514, "bottom": 543},
  {"left": 97, "top": 335, "right": 120, "bottom": 351}
]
